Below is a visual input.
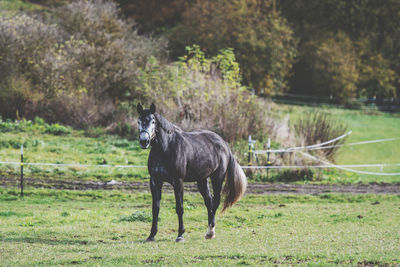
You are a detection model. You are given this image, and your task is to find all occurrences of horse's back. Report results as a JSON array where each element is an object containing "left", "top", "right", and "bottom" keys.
[{"left": 181, "top": 130, "right": 230, "bottom": 181}]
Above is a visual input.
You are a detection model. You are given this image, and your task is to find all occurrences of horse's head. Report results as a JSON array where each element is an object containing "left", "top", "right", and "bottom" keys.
[{"left": 137, "top": 103, "right": 156, "bottom": 149}]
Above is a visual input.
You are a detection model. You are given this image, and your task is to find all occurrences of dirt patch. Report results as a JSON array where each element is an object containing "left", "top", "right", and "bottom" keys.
[{"left": 1, "top": 177, "right": 400, "bottom": 194}]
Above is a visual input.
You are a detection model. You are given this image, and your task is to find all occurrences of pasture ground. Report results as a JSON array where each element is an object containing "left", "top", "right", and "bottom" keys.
[
  {"left": 243, "top": 105, "right": 400, "bottom": 183},
  {"left": 0, "top": 188, "right": 399, "bottom": 266}
]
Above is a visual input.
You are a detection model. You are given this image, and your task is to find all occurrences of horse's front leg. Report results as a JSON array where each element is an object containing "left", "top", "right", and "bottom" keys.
[
  {"left": 173, "top": 179, "right": 185, "bottom": 242},
  {"left": 146, "top": 178, "right": 163, "bottom": 242}
]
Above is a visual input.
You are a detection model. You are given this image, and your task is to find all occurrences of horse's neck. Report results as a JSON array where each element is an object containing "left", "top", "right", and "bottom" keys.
[
  {"left": 154, "top": 126, "right": 175, "bottom": 153},
  {"left": 153, "top": 113, "right": 178, "bottom": 153}
]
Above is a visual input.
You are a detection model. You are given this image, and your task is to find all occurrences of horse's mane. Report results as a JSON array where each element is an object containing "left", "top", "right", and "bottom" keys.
[{"left": 154, "top": 113, "right": 181, "bottom": 134}]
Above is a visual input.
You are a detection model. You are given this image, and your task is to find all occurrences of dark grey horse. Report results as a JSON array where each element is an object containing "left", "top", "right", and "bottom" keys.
[{"left": 137, "top": 103, "right": 247, "bottom": 242}]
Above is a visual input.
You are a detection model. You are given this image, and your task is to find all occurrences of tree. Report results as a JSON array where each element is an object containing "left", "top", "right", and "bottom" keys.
[
  {"left": 280, "top": 0, "right": 400, "bottom": 100},
  {"left": 169, "top": 0, "right": 297, "bottom": 95},
  {"left": 292, "top": 32, "right": 359, "bottom": 103}
]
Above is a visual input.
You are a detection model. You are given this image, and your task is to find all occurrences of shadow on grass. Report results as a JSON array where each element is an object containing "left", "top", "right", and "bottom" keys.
[
  {"left": 0, "top": 236, "right": 171, "bottom": 246},
  {"left": 0, "top": 236, "right": 92, "bottom": 246}
]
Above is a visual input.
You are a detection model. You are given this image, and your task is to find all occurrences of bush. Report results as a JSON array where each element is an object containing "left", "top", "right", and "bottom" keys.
[
  {"left": 0, "top": 13, "right": 59, "bottom": 119},
  {"left": 293, "top": 111, "right": 348, "bottom": 161},
  {"left": 0, "top": 0, "right": 165, "bottom": 127},
  {"left": 140, "top": 45, "right": 270, "bottom": 142}
]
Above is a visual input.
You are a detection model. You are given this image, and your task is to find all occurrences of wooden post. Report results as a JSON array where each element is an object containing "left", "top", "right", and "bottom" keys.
[
  {"left": 20, "top": 144, "right": 23, "bottom": 197},
  {"left": 267, "top": 138, "right": 271, "bottom": 178},
  {"left": 248, "top": 135, "right": 252, "bottom": 166}
]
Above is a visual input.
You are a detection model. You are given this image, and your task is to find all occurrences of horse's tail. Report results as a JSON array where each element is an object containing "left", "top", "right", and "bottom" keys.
[{"left": 221, "top": 150, "right": 247, "bottom": 213}]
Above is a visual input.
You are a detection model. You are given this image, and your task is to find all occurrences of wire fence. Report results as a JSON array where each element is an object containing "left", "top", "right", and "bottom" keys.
[
  {"left": 247, "top": 132, "right": 400, "bottom": 176},
  {"left": 0, "top": 130, "right": 399, "bottom": 197}
]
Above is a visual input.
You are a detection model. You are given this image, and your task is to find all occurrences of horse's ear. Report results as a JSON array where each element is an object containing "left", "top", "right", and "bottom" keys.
[
  {"left": 150, "top": 103, "right": 156, "bottom": 114},
  {"left": 137, "top": 103, "right": 143, "bottom": 115}
]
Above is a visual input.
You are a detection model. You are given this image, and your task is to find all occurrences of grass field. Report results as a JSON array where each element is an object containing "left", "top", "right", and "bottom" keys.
[
  {"left": 269, "top": 105, "right": 400, "bottom": 183},
  {"left": 0, "top": 188, "right": 399, "bottom": 266},
  {"left": 0, "top": 118, "right": 149, "bottom": 182}
]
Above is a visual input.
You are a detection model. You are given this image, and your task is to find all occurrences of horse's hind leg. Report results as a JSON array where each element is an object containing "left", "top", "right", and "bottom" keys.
[
  {"left": 197, "top": 179, "right": 215, "bottom": 239},
  {"left": 207, "top": 171, "right": 225, "bottom": 239}
]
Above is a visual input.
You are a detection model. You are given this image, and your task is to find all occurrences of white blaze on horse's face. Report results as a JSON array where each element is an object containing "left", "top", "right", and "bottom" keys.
[{"left": 138, "top": 114, "right": 156, "bottom": 149}]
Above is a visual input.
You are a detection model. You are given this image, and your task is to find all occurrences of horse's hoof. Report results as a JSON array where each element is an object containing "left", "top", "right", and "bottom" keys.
[
  {"left": 205, "top": 233, "right": 215, "bottom": 239},
  {"left": 205, "top": 225, "right": 215, "bottom": 239},
  {"left": 175, "top": 236, "right": 185, "bottom": 243},
  {"left": 146, "top": 237, "right": 155, "bottom": 242}
]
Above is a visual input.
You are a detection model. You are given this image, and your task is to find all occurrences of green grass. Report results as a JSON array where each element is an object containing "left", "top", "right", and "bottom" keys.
[
  {"left": 0, "top": 119, "right": 149, "bottom": 182},
  {"left": 0, "top": 0, "right": 45, "bottom": 13},
  {"left": 266, "top": 105, "right": 400, "bottom": 183},
  {"left": 0, "top": 188, "right": 399, "bottom": 266}
]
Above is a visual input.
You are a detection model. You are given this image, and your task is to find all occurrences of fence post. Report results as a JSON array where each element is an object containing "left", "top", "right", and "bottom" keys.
[
  {"left": 248, "top": 135, "right": 252, "bottom": 166},
  {"left": 20, "top": 144, "right": 24, "bottom": 197},
  {"left": 267, "top": 138, "right": 271, "bottom": 178}
]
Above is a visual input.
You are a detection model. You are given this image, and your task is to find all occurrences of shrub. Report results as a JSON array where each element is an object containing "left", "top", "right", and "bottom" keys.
[
  {"left": 139, "top": 45, "right": 270, "bottom": 142},
  {"left": 293, "top": 110, "right": 348, "bottom": 161},
  {"left": 0, "top": 13, "right": 59, "bottom": 119},
  {"left": 0, "top": 0, "right": 166, "bottom": 127}
]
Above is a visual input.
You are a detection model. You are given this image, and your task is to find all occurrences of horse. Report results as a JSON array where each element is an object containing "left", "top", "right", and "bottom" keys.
[{"left": 136, "top": 103, "right": 247, "bottom": 242}]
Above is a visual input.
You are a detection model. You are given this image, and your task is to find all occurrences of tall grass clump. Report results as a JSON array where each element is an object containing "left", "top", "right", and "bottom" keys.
[{"left": 294, "top": 111, "right": 348, "bottom": 161}]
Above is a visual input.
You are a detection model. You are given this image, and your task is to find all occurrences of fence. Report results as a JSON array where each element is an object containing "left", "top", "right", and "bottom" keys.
[
  {"left": 246, "top": 133, "right": 400, "bottom": 176},
  {"left": 0, "top": 132, "right": 399, "bottom": 196}
]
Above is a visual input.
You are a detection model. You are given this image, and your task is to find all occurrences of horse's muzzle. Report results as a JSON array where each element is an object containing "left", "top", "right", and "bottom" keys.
[
  {"left": 140, "top": 138, "right": 150, "bottom": 149},
  {"left": 139, "top": 131, "right": 151, "bottom": 149}
]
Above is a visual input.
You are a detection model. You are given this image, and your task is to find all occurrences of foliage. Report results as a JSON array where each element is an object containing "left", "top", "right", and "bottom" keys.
[
  {"left": 355, "top": 40, "right": 397, "bottom": 99},
  {"left": 293, "top": 110, "right": 348, "bottom": 161},
  {"left": 0, "top": 1, "right": 274, "bottom": 141},
  {"left": 113, "top": 0, "right": 187, "bottom": 34},
  {"left": 291, "top": 32, "right": 359, "bottom": 103},
  {"left": 169, "top": 0, "right": 298, "bottom": 95},
  {"left": 21, "top": 0, "right": 400, "bottom": 105},
  {"left": 0, "top": 0, "right": 165, "bottom": 127},
  {"left": 139, "top": 45, "right": 270, "bottom": 141},
  {"left": 44, "top": 123, "right": 71, "bottom": 136},
  {"left": 0, "top": 117, "right": 71, "bottom": 135},
  {"left": 281, "top": 0, "right": 400, "bottom": 101}
]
